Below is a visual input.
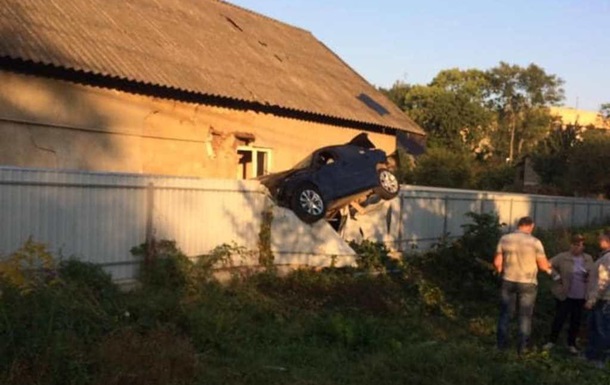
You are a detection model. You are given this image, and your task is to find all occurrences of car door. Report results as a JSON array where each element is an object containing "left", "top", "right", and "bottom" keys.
[
  {"left": 310, "top": 149, "right": 342, "bottom": 200},
  {"left": 333, "top": 146, "right": 377, "bottom": 196}
]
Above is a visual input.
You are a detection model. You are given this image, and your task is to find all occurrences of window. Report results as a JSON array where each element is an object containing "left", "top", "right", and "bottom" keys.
[
  {"left": 237, "top": 147, "right": 272, "bottom": 179},
  {"left": 316, "top": 151, "right": 336, "bottom": 167}
]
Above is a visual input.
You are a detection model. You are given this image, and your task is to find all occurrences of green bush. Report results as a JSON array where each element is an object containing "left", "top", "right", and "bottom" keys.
[
  {"left": 0, "top": 250, "right": 125, "bottom": 385},
  {"left": 413, "top": 147, "right": 475, "bottom": 188},
  {"left": 406, "top": 212, "right": 503, "bottom": 309},
  {"left": 4, "top": 235, "right": 610, "bottom": 385},
  {"left": 349, "top": 239, "right": 400, "bottom": 272},
  {"left": 131, "top": 239, "right": 193, "bottom": 292},
  {"left": 474, "top": 162, "right": 516, "bottom": 191}
]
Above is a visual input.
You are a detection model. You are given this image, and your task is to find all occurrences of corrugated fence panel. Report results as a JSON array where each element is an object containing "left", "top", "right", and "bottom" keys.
[
  {"left": 395, "top": 185, "right": 610, "bottom": 251},
  {"left": 0, "top": 167, "right": 269, "bottom": 281},
  {"left": 4, "top": 168, "right": 610, "bottom": 279},
  {"left": 400, "top": 194, "right": 446, "bottom": 250},
  {"left": 445, "top": 196, "right": 481, "bottom": 238},
  {"left": 573, "top": 203, "right": 590, "bottom": 227},
  {"left": 0, "top": 168, "right": 150, "bottom": 280},
  {"left": 152, "top": 184, "right": 265, "bottom": 257}
]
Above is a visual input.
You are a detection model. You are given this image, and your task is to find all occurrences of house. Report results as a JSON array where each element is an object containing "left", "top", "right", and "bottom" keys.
[{"left": 0, "top": 0, "right": 425, "bottom": 179}]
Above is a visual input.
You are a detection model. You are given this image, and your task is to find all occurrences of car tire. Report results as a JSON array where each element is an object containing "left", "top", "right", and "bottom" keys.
[
  {"left": 373, "top": 168, "right": 400, "bottom": 200},
  {"left": 290, "top": 184, "right": 326, "bottom": 223}
]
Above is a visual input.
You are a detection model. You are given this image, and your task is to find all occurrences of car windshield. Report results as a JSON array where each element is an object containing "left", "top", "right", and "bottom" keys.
[{"left": 292, "top": 153, "right": 314, "bottom": 170}]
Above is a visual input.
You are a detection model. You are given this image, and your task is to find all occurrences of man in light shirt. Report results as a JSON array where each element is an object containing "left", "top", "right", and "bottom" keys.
[
  {"left": 584, "top": 231, "right": 610, "bottom": 365},
  {"left": 494, "top": 216, "right": 552, "bottom": 354}
]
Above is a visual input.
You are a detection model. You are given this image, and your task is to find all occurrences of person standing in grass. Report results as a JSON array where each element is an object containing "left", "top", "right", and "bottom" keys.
[
  {"left": 542, "top": 234, "right": 593, "bottom": 354},
  {"left": 584, "top": 231, "right": 610, "bottom": 366},
  {"left": 494, "top": 216, "right": 553, "bottom": 354}
]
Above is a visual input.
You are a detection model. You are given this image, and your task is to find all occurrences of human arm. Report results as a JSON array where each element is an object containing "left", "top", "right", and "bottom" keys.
[
  {"left": 493, "top": 252, "right": 503, "bottom": 274},
  {"left": 537, "top": 257, "right": 552, "bottom": 275},
  {"left": 586, "top": 257, "right": 610, "bottom": 309},
  {"left": 535, "top": 240, "right": 552, "bottom": 275}
]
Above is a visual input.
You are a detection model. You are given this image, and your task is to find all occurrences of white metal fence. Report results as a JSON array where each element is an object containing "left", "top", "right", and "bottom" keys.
[
  {"left": 0, "top": 167, "right": 265, "bottom": 281},
  {"left": 2, "top": 167, "right": 610, "bottom": 281},
  {"left": 343, "top": 185, "right": 610, "bottom": 251}
]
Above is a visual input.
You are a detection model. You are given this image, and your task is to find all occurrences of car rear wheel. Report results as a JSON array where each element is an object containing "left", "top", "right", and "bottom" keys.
[
  {"left": 290, "top": 184, "right": 326, "bottom": 224},
  {"left": 373, "top": 168, "right": 399, "bottom": 200}
]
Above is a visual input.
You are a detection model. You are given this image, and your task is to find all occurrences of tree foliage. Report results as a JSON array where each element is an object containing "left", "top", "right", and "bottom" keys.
[
  {"left": 473, "top": 161, "right": 516, "bottom": 192},
  {"left": 383, "top": 62, "right": 564, "bottom": 164},
  {"left": 381, "top": 61, "right": 575, "bottom": 194},
  {"left": 566, "top": 130, "right": 610, "bottom": 197},
  {"left": 486, "top": 62, "right": 564, "bottom": 162},
  {"left": 383, "top": 69, "right": 493, "bottom": 153},
  {"left": 600, "top": 103, "right": 610, "bottom": 121},
  {"left": 530, "top": 123, "right": 584, "bottom": 192},
  {"left": 412, "top": 147, "right": 474, "bottom": 189}
]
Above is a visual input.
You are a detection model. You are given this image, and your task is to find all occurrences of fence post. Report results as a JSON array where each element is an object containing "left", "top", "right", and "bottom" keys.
[
  {"left": 586, "top": 202, "right": 591, "bottom": 226},
  {"left": 443, "top": 196, "right": 449, "bottom": 236},
  {"left": 397, "top": 195, "right": 404, "bottom": 252},
  {"left": 552, "top": 201, "right": 558, "bottom": 228},
  {"left": 145, "top": 182, "right": 155, "bottom": 265}
]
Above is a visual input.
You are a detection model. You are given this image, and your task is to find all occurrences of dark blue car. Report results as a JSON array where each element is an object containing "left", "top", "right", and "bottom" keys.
[{"left": 259, "top": 134, "right": 400, "bottom": 224}]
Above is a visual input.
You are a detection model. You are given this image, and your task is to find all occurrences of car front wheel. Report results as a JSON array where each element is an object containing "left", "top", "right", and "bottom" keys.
[
  {"left": 373, "top": 168, "right": 399, "bottom": 200},
  {"left": 290, "top": 184, "right": 326, "bottom": 223}
]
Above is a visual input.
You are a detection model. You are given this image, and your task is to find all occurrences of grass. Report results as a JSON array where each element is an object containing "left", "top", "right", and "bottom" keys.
[{"left": 2, "top": 220, "right": 610, "bottom": 385}]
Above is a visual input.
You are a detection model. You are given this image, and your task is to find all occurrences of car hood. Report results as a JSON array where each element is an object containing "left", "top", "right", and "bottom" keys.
[{"left": 257, "top": 169, "right": 300, "bottom": 195}]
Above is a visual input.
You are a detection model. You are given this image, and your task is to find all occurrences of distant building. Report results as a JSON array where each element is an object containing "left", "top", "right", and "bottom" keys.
[{"left": 549, "top": 106, "right": 610, "bottom": 130}]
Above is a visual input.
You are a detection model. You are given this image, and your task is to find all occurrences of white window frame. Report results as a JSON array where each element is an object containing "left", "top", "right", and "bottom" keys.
[{"left": 236, "top": 146, "right": 273, "bottom": 179}]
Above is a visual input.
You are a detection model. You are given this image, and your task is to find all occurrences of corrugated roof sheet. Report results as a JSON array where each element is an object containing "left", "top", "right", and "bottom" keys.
[{"left": 0, "top": 0, "right": 425, "bottom": 135}]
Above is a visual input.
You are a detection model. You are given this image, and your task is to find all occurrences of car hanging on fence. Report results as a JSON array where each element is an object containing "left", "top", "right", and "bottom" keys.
[{"left": 258, "top": 133, "right": 400, "bottom": 224}]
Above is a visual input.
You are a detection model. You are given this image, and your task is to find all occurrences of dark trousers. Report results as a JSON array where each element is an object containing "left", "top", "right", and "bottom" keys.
[
  {"left": 585, "top": 301, "right": 610, "bottom": 362},
  {"left": 497, "top": 280, "right": 537, "bottom": 353},
  {"left": 549, "top": 298, "right": 585, "bottom": 346}
]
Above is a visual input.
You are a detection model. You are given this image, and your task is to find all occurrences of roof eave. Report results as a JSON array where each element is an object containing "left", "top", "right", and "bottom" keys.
[{"left": 0, "top": 56, "right": 425, "bottom": 136}]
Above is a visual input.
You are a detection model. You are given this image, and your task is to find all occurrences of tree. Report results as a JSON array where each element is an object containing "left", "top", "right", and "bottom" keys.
[
  {"left": 473, "top": 161, "right": 516, "bottom": 192},
  {"left": 395, "top": 69, "right": 493, "bottom": 153},
  {"left": 530, "top": 122, "right": 584, "bottom": 193},
  {"left": 412, "top": 147, "right": 474, "bottom": 188},
  {"left": 600, "top": 103, "right": 610, "bottom": 121},
  {"left": 486, "top": 62, "right": 564, "bottom": 163},
  {"left": 379, "top": 81, "right": 412, "bottom": 112},
  {"left": 391, "top": 147, "right": 415, "bottom": 184},
  {"left": 566, "top": 130, "right": 610, "bottom": 197}
]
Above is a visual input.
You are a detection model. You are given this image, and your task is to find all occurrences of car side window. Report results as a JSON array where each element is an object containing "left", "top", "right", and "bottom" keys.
[{"left": 316, "top": 151, "right": 336, "bottom": 167}]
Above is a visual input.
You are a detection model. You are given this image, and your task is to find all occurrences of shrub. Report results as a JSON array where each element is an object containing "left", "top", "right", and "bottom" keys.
[
  {"left": 58, "top": 259, "right": 121, "bottom": 310},
  {"left": 0, "top": 237, "right": 58, "bottom": 294},
  {"left": 413, "top": 147, "right": 475, "bottom": 188},
  {"left": 0, "top": 248, "right": 125, "bottom": 385},
  {"left": 349, "top": 239, "right": 399, "bottom": 272},
  {"left": 405, "top": 212, "right": 504, "bottom": 313},
  {"left": 131, "top": 239, "right": 192, "bottom": 292},
  {"left": 474, "top": 162, "right": 516, "bottom": 192}
]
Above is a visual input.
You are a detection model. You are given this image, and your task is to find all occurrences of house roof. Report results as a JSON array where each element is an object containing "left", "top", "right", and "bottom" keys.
[{"left": 0, "top": 0, "right": 425, "bottom": 136}]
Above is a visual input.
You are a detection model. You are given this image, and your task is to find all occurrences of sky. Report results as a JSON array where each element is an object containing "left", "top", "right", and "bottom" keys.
[{"left": 229, "top": 0, "right": 609, "bottom": 111}]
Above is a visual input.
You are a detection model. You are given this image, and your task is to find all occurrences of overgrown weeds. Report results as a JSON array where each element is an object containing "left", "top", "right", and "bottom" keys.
[{"left": 2, "top": 221, "right": 610, "bottom": 384}]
